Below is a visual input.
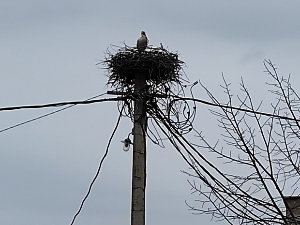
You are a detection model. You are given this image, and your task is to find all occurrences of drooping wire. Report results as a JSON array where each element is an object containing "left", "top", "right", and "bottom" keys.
[
  {"left": 0, "top": 93, "right": 108, "bottom": 133},
  {"left": 69, "top": 104, "right": 125, "bottom": 225}
]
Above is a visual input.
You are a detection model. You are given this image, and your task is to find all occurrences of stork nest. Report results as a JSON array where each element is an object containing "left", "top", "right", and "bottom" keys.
[{"left": 102, "top": 45, "right": 185, "bottom": 90}]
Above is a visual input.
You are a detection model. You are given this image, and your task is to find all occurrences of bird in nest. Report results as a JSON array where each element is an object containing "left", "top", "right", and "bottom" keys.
[{"left": 137, "top": 31, "right": 148, "bottom": 52}]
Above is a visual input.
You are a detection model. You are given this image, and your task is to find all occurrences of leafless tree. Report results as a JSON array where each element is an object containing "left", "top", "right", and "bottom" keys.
[{"left": 149, "top": 60, "right": 300, "bottom": 224}]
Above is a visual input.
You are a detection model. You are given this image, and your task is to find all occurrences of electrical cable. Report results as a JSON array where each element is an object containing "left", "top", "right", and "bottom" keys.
[
  {"left": 69, "top": 104, "right": 125, "bottom": 225},
  {"left": 171, "top": 96, "right": 300, "bottom": 122},
  {"left": 0, "top": 96, "right": 124, "bottom": 112},
  {"left": 0, "top": 93, "right": 125, "bottom": 133}
]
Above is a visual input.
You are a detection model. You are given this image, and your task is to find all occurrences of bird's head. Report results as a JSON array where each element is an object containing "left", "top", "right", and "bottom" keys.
[{"left": 141, "top": 31, "right": 146, "bottom": 36}]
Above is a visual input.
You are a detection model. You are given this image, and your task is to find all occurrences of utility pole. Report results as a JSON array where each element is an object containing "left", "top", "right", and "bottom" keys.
[
  {"left": 131, "top": 72, "right": 147, "bottom": 225},
  {"left": 105, "top": 44, "right": 180, "bottom": 225},
  {"left": 107, "top": 74, "right": 148, "bottom": 225}
]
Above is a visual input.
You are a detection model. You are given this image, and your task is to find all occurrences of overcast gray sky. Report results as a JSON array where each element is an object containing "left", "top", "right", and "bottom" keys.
[{"left": 1, "top": 1, "right": 300, "bottom": 224}]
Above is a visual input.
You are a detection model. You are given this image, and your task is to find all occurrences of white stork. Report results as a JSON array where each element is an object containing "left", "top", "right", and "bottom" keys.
[{"left": 137, "top": 31, "right": 148, "bottom": 52}]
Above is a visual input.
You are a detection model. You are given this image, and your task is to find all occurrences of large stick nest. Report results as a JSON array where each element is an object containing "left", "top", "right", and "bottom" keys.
[{"left": 102, "top": 45, "right": 185, "bottom": 90}]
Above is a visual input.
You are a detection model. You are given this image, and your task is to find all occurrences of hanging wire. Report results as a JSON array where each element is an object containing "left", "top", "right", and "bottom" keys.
[{"left": 69, "top": 104, "right": 125, "bottom": 225}]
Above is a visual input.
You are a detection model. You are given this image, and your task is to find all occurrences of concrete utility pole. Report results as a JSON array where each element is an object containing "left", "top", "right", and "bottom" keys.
[
  {"left": 131, "top": 72, "right": 147, "bottom": 225},
  {"left": 105, "top": 42, "right": 179, "bottom": 225}
]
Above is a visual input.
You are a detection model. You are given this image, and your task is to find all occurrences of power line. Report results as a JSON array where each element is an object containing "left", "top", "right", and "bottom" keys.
[
  {"left": 0, "top": 91, "right": 297, "bottom": 136},
  {"left": 0, "top": 93, "right": 125, "bottom": 133},
  {"left": 171, "top": 96, "right": 300, "bottom": 122},
  {"left": 69, "top": 104, "right": 125, "bottom": 225},
  {"left": 0, "top": 96, "right": 125, "bottom": 112}
]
